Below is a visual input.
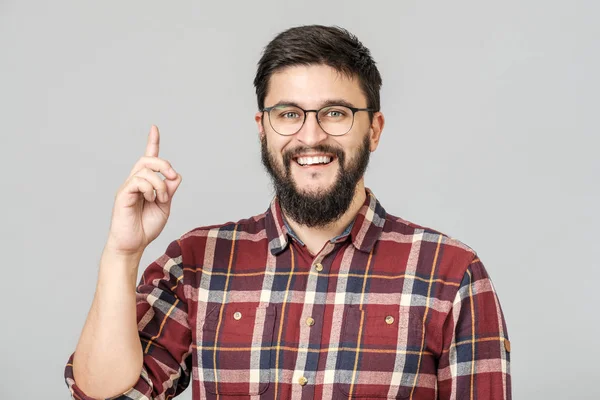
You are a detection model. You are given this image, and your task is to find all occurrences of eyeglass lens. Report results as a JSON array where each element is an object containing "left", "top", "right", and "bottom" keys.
[{"left": 268, "top": 105, "right": 354, "bottom": 136}]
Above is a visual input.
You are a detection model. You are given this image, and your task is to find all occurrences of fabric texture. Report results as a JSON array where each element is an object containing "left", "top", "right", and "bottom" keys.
[{"left": 65, "top": 188, "right": 511, "bottom": 399}]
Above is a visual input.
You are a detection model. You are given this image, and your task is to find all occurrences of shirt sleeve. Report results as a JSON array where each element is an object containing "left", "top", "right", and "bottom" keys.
[
  {"left": 64, "top": 239, "right": 193, "bottom": 399},
  {"left": 437, "top": 255, "right": 512, "bottom": 399}
]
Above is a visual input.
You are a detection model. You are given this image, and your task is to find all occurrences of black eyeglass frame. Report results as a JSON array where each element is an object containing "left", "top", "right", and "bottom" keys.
[{"left": 261, "top": 104, "right": 375, "bottom": 136}]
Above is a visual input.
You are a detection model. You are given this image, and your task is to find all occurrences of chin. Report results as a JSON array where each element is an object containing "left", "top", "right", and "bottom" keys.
[
  {"left": 291, "top": 172, "right": 338, "bottom": 191},
  {"left": 294, "top": 180, "right": 336, "bottom": 196}
]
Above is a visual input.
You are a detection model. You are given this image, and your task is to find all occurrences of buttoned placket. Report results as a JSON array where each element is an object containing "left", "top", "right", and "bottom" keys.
[
  {"left": 280, "top": 214, "right": 355, "bottom": 398},
  {"left": 291, "top": 240, "right": 338, "bottom": 399}
]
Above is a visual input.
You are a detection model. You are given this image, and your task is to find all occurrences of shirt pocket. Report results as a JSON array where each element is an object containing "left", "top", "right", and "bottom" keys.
[
  {"left": 335, "top": 304, "right": 422, "bottom": 399},
  {"left": 201, "top": 303, "right": 277, "bottom": 395}
]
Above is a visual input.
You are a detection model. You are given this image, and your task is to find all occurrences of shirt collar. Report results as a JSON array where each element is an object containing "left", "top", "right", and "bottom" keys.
[{"left": 265, "top": 188, "right": 387, "bottom": 255}]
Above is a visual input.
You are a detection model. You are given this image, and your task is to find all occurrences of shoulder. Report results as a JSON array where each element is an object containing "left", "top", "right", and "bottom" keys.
[
  {"left": 174, "top": 209, "right": 270, "bottom": 250},
  {"left": 381, "top": 210, "right": 478, "bottom": 279},
  {"left": 383, "top": 211, "right": 475, "bottom": 253}
]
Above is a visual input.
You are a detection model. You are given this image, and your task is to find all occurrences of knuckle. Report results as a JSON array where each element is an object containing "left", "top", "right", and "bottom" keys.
[
  {"left": 134, "top": 168, "right": 153, "bottom": 179},
  {"left": 131, "top": 176, "right": 149, "bottom": 188},
  {"left": 139, "top": 156, "right": 156, "bottom": 168}
]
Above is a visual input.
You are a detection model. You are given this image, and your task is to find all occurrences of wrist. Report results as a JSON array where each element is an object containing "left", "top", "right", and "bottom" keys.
[
  {"left": 103, "top": 241, "right": 145, "bottom": 262},
  {"left": 99, "top": 246, "right": 144, "bottom": 289}
]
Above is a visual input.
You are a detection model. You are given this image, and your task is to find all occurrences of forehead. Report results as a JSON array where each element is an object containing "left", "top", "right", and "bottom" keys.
[{"left": 264, "top": 64, "right": 367, "bottom": 107}]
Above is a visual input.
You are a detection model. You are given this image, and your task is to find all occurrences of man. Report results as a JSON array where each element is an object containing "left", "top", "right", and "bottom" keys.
[{"left": 65, "top": 25, "right": 511, "bottom": 399}]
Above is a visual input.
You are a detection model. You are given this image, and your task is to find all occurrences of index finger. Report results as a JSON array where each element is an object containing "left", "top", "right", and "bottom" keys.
[{"left": 145, "top": 125, "right": 160, "bottom": 157}]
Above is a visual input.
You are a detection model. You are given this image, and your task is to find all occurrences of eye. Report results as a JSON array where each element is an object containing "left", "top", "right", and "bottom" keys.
[
  {"left": 320, "top": 106, "right": 350, "bottom": 119},
  {"left": 272, "top": 105, "right": 303, "bottom": 120},
  {"left": 281, "top": 111, "right": 300, "bottom": 119},
  {"left": 327, "top": 110, "right": 345, "bottom": 117}
]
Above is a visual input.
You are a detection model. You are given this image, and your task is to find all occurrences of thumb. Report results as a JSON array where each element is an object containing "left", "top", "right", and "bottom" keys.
[{"left": 164, "top": 173, "right": 183, "bottom": 202}]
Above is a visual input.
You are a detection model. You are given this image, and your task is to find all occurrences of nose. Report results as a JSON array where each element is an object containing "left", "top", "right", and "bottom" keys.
[{"left": 294, "top": 111, "right": 329, "bottom": 146}]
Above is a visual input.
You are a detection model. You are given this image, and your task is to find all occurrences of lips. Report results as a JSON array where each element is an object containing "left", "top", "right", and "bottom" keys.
[
  {"left": 284, "top": 148, "right": 341, "bottom": 170},
  {"left": 293, "top": 154, "right": 336, "bottom": 168},
  {"left": 295, "top": 154, "right": 335, "bottom": 166}
]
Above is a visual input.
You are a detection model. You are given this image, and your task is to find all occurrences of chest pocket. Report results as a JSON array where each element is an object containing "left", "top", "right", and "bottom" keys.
[
  {"left": 335, "top": 305, "right": 424, "bottom": 399},
  {"left": 201, "top": 303, "right": 277, "bottom": 395}
]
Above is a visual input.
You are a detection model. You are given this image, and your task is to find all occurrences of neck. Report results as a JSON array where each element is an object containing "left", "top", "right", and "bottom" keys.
[{"left": 283, "top": 180, "right": 367, "bottom": 255}]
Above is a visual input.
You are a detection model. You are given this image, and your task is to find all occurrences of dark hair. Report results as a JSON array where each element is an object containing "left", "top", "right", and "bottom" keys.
[{"left": 253, "top": 25, "right": 382, "bottom": 114}]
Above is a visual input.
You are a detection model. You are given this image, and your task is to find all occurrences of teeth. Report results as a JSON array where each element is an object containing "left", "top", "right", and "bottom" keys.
[{"left": 297, "top": 156, "right": 332, "bottom": 166}]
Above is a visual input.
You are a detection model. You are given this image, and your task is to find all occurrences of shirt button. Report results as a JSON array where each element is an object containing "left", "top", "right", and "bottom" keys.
[
  {"left": 385, "top": 315, "right": 395, "bottom": 325},
  {"left": 314, "top": 263, "right": 324, "bottom": 272},
  {"left": 306, "top": 317, "right": 315, "bottom": 327},
  {"left": 233, "top": 311, "right": 242, "bottom": 320},
  {"left": 298, "top": 376, "right": 308, "bottom": 386}
]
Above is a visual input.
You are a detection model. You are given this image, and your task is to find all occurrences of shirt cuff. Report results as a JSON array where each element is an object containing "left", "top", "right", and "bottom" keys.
[{"left": 64, "top": 353, "right": 152, "bottom": 399}]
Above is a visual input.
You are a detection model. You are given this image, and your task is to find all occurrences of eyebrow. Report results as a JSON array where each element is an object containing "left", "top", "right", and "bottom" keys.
[{"left": 271, "top": 99, "right": 359, "bottom": 109}]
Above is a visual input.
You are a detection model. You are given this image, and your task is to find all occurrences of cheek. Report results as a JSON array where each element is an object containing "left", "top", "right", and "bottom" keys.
[
  {"left": 340, "top": 142, "right": 365, "bottom": 165},
  {"left": 268, "top": 135, "right": 294, "bottom": 155},
  {"left": 340, "top": 140, "right": 359, "bottom": 157},
  {"left": 266, "top": 140, "right": 289, "bottom": 164}
]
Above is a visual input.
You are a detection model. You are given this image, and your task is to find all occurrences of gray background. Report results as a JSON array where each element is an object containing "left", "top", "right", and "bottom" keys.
[{"left": 1, "top": 0, "right": 598, "bottom": 398}]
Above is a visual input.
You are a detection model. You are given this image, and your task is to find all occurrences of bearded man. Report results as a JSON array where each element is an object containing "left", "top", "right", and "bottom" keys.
[{"left": 65, "top": 25, "right": 511, "bottom": 400}]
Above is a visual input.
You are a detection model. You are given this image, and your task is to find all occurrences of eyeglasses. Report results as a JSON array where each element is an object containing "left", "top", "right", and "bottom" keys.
[{"left": 261, "top": 104, "right": 374, "bottom": 136}]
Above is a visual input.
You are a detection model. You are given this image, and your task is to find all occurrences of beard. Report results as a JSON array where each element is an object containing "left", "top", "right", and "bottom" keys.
[{"left": 260, "top": 133, "right": 371, "bottom": 228}]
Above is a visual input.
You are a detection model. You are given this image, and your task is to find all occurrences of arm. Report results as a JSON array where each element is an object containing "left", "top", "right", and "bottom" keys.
[
  {"left": 64, "top": 239, "right": 192, "bottom": 399},
  {"left": 437, "top": 256, "right": 511, "bottom": 399}
]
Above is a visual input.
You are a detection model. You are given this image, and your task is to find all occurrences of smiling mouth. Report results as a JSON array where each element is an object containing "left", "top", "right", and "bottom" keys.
[{"left": 293, "top": 154, "right": 336, "bottom": 167}]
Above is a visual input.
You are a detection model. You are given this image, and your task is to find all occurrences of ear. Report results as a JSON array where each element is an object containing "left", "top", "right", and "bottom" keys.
[
  {"left": 255, "top": 111, "right": 265, "bottom": 139},
  {"left": 369, "top": 112, "right": 385, "bottom": 151}
]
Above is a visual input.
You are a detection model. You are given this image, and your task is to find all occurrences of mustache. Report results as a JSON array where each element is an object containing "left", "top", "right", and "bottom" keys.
[{"left": 282, "top": 144, "right": 345, "bottom": 166}]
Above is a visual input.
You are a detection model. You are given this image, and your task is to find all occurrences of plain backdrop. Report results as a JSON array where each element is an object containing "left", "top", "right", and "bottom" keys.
[{"left": 1, "top": 1, "right": 598, "bottom": 399}]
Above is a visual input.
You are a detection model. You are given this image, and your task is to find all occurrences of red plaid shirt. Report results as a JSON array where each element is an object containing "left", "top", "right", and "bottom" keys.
[{"left": 65, "top": 188, "right": 511, "bottom": 399}]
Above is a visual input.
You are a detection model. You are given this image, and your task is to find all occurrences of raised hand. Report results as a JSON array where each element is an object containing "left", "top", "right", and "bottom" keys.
[{"left": 106, "top": 125, "right": 183, "bottom": 257}]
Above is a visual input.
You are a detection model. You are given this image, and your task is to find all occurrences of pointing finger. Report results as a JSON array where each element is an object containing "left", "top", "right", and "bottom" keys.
[{"left": 145, "top": 125, "right": 160, "bottom": 158}]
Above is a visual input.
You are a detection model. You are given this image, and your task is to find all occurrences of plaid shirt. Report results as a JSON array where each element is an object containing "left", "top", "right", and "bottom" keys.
[{"left": 65, "top": 188, "right": 511, "bottom": 399}]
